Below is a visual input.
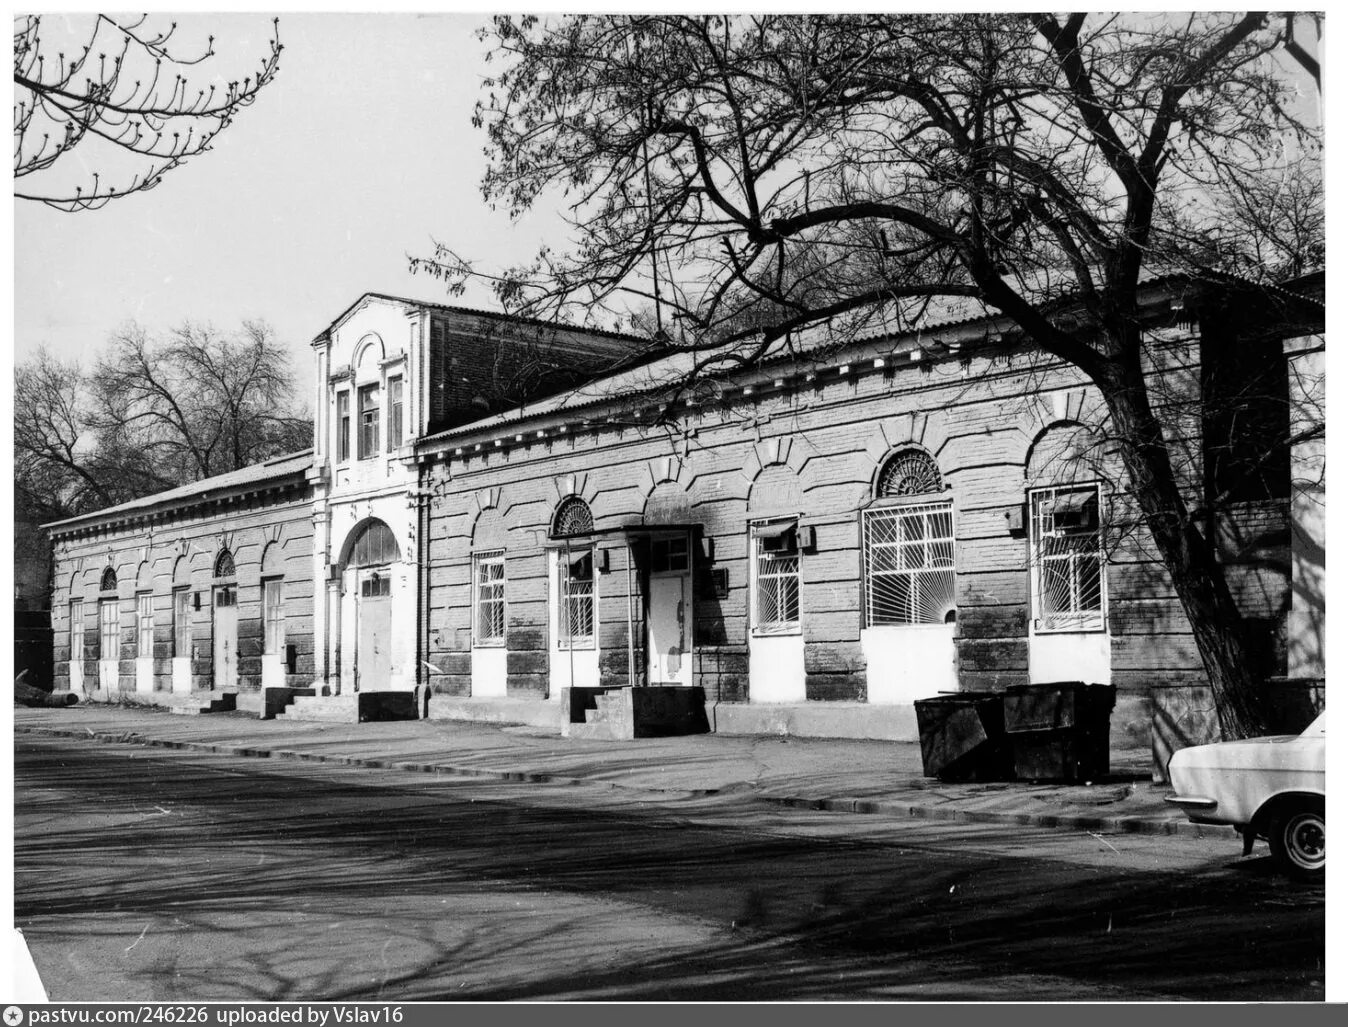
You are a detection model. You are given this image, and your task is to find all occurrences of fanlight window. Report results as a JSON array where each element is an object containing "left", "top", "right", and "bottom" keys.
[
  {"left": 552, "top": 497, "right": 594, "bottom": 538},
  {"left": 876, "top": 450, "right": 943, "bottom": 498},
  {"left": 100, "top": 567, "right": 118, "bottom": 592},
  {"left": 350, "top": 521, "right": 399, "bottom": 568},
  {"left": 1029, "top": 484, "right": 1105, "bottom": 632},
  {"left": 215, "top": 550, "right": 236, "bottom": 578}
]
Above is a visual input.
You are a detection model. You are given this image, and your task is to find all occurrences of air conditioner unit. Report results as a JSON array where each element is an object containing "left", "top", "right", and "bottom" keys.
[{"left": 760, "top": 529, "right": 798, "bottom": 554}]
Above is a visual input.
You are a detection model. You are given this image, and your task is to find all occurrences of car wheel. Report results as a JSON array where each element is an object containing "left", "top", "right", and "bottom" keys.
[{"left": 1269, "top": 799, "right": 1325, "bottom": 880}]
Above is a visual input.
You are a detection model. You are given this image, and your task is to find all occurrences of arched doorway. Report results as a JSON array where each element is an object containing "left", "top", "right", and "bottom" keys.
[{"left": 343, "top": 519, "right": 400, "bottom": 691}]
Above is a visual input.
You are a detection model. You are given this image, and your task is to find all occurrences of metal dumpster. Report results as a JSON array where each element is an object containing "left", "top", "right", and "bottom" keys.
[
  {"left": 1002, "top": 681, "right": 1115, "bottom": 783},
  {"left": 914, "top": 692, "right": 1014, "bottom": 782}
]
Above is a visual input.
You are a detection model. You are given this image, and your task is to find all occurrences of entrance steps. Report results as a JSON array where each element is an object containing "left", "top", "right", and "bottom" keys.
[
  {"left": 568, "top": 689, "right": 633, "bottom": 741},
  {"left": 167, "top": 691, "right": 237, "bottom": 716},
  {"left": 275, "top": 694, "right": 360, "bottom": 724}
]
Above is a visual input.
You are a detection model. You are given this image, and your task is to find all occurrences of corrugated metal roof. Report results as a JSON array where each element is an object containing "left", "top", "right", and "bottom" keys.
[{"left": 45, "top": 450, "right": 314, "bottom": 533}]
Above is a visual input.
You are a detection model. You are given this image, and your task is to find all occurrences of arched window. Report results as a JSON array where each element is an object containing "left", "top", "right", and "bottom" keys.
[
  {"left": 350, "top": 520, "right": 399, "bottom": 568},
  {"left": 552, "top": 497, "right": 594, "bottom": 538},
  {"left": 215, "top": 549, "right": 236, "bottom": 579},
  {"left": 864, "top": 448, "right": 955, "bottom": 627},
  {"left": 100, "top": 567, "right": 117, "bottom": 592},
  {"left": 876, "top": 448, "right": 944, "bottom": 498}
]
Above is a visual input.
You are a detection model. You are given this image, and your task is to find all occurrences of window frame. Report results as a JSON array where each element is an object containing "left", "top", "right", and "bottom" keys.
[
  {"left": 262, "top": 577, "right": 286, "bottom": 655},
  {"left": 387, "top": 375, "right": 403, "bottom": 453},
  {"left": 336, "top": 389, "right": 351, "bottom": 463},
  {"left": 1028, "top": 482, "right": 1108, "bottom": 634},
  {"left": 172, "top": 587, "right": 191, "bottom": 658},
  {"left": 357, "top": 382, "right": 380, "bottom": 460},
  {"left": 556, "top": 548, "right": 596, "bottom": 651},
  {"left": 749, "top": 519, "right": 802, "bottom": 637},
  {"left": 69, "top": 598, "right": 85, "bottom": 663},
  {"left": 861, "top": 499, "right": 957, "bottom": 628},
  {"left": 472, "top": 550, "right": 507, "bottom": 648},
  {"left": 135, "top": 592, "right": 154, "bottom": 658},
  {"left": 99, "top": 597, "right": 119, "bottom": 661}
]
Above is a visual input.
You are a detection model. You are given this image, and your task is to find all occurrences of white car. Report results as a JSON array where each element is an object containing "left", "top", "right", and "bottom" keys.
[{"left": 1166, "top": 712, "right": 1325, "bottom": 879}]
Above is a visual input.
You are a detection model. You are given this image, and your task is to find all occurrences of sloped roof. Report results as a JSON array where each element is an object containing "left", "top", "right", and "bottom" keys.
[{"left": 44, "top": 450, "right": 314, "bottom": 533}]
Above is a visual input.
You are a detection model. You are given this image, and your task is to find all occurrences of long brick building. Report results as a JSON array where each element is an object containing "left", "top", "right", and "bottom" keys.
[{"left": 46, "top": 274, "right": 1324, "bottom": 745}]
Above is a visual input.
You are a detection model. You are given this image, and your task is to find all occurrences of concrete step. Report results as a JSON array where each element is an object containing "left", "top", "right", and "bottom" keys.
[
  {"left": 168, "top": 692, "right": 236, "bottom": 716},
  {"left": 276, "top": 695, "right": 359, "bottom": 724}
]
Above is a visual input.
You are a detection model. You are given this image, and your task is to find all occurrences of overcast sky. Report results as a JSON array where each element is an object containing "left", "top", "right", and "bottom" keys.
[{"left": 12, "top": 11, "right": 569, "bottom": 379}]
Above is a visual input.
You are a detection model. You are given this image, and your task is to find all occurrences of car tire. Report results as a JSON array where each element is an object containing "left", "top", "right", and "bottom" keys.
[{"left": 1268, "top": 799, "right": 1325, "bottom": 880}]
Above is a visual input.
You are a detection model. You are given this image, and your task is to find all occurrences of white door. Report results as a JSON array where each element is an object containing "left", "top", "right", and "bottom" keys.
[
  {"left": 357, "top": 569, "right": 392, "bottom": 691},
  {"left": 213, "top": 587, "right": 237, "bottom": 691},
  {"left": 648, "top": 572, "right": 692, "bottom": 686}
]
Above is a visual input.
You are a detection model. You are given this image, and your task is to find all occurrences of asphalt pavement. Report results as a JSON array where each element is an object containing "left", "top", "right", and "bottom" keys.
[{"left": 11, "top": 701, "right": 1221, "bottom": 839}]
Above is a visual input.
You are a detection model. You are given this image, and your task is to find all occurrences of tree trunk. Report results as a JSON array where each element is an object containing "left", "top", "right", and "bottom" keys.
[{"left": 1100, "top": 362, "right": 1271, "bottom": 740}]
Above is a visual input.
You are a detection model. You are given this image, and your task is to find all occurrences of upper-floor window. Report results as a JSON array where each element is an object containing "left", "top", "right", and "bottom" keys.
[
  {"left": 336, "top": 390, "right": 351, "bottom": 463},
  {"left": 387, "top": 376, "right": 403, "bottom": 453},
  {"left": 358, "top": 384, "right": 380, "bottom": 460}
]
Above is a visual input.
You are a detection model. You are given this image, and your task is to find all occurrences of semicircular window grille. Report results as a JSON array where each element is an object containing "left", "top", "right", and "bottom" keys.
[
  {"left": 100, "top": 567, "right": 118, "bottom": 592},
  {"left": 876, "top": 449, "right": 943, "bottom": 498},
  {"left": 215, "top": 550, "right": 236, "bottom": 578},
  {"left": 552, "top": 497, "right": 594, "bottom": 538}
]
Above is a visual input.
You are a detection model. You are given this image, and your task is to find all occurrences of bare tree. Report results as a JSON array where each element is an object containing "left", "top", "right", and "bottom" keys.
[
  {"left": 417, "top": 13, "right": 1324, "bottom": 738},
  {"left": 13, "top": 13, "right": 282, "bottom": 211},
  {"left": 15, "top": 321, "right": 311, "bottom": 527}
]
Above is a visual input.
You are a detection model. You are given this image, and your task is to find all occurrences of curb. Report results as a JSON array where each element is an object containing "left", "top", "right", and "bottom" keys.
[{"left": 14, "top": 723, "right": 1226, "bottom": 839}]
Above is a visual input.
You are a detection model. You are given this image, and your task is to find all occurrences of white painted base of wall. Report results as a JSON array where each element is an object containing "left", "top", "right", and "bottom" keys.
[
  {"left": 471, "top": 647, "right": 508, "bottom": 697},
  {"left": 1028, "top": 631, "right": 1111, "bottom": 685},
  {"left": 68, "top": 661, "right": 85, "bottom": 694},
  {"left": 712, "top": 701, "right": 918, "bottom": 742},
  {"left": 135, "top": 657, "right": 154, "bottom": 693},
  {"left": 549, "top": 646, "right": 599, "bottom": 699},
  {"left": 861, "top": 624, "right": 958, "bottom": 704},
  {"left": 429, "top": 696, "right": 562, "bottom": 730},
  {"left": 749, "top": 633, "right": 805, "bottom": 703},
  {"left": 99, "top": 659, "right": 118, "bottom": 691},
  {"left": 261, "top": 654, "right": 284, "bottom": 689},
  {"left": 171, "top": 657, "right": 192, "bottom": 694}
]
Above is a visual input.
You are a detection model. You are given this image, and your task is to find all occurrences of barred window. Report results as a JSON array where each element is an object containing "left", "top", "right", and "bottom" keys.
[
  {"left": 358, "top": 383, "right": 380, "bottom": 460},
  {"left": 99, "top": 598, "right": 119, "bottom": 660},
  {"left": 751, "top": 521, "right": 801, "bottom": 634},
  {"left": 263, "top": 578, "right": 286, "bottom": 654},
  {"left": 1029, "top": 484, "right": 1105, "bottom": 632},
  {"left": 557, "top": 550, "right": 595, "bottom": 649},
  {"left": 69, "top": 599, "right": 84, "bottom": 663},
  {"left": 473, "top": 551, "right": 506, "bottom": 646},
  {"left": 863, "top": 502, "right": 956, "bottom": 626},
  {"left": 100, "top": 566, "right": 117, "bottom": 592},
  {"left": 172, "top": 588, "right": 191, "bottom": 658}
]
